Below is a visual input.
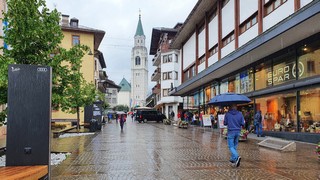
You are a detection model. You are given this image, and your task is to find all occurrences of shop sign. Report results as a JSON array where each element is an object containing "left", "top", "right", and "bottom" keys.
[{"left": 267, "top": 62, "right": 304, "bottom": 85}]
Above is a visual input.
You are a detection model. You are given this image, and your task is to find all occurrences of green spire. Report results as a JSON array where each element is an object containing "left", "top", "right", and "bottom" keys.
[{"left": 135, "top": 11, "right": 144, "bottom": 36}]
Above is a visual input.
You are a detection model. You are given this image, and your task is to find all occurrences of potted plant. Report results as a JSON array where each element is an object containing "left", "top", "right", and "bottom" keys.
[{"left": 239, "top": 129, "right": 249, "bottom": 141}]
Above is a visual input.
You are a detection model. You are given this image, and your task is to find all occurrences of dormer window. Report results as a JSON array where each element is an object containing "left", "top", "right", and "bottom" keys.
[{"left": 70, "top": 18, "right": 79, "bottom": 27}]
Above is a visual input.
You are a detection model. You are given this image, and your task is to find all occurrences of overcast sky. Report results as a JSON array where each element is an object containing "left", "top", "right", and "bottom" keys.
[{"left": 45, "top": 0, "right": 196, "bottom": 92}]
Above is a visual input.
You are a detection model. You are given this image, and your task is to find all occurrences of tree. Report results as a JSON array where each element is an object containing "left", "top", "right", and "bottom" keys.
[
  {"left": 0, "top": 0, "right": 99, "bottom": 128},
  {"left": 115, "top": 105, "right": 129, "bottom": 112}
]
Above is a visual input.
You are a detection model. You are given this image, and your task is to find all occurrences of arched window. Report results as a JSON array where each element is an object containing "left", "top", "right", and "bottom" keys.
[{"left": 135, "top": 56, "right": 141, "bottom": 65}]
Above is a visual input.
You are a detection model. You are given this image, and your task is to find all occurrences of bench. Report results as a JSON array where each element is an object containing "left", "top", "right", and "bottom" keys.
[
  {"left": 0, "top": 165, "right": 48, "bottom": 180},
  {"left": 258, "top": 137, "right": 296, "bottom": 151}
]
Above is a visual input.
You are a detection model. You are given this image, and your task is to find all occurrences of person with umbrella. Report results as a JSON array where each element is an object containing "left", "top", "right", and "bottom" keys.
[
  {"left": 224, "top": 104, "right": 245, "bottom": 167},
  {"left": 209, "top": 93, "right": 250, "bottom": 167}
]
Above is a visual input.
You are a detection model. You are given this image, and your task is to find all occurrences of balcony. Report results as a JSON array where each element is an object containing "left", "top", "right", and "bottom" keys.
[
  {"left": 99, "top": 70, "right": 107, "bottom": 80},
  {"left": 152, "top": 83, "right": 161, "bottom": 94},
  {"left": 97, "top": 80, "right": 107, "bottom": 93},
  {"left": 151, "top": 68, "right": 161, "bottom": 82},
  {"left": 152, "top": 50, "right": 161, "bottom": 66}
]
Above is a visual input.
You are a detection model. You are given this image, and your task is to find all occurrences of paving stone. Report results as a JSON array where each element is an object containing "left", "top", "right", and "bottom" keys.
[{"left": 51, "top": 119, "right": 320, "bottom": 179}]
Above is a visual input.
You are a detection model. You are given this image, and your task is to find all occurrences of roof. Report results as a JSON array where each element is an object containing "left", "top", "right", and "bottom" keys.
[
  {"left": 61, "top": 23, "right": 105, "bottom": 50},
  {"left": 149, "top": 27, "right": 179, "bottom": 55},
  {"left": 118, "top": 78, "right": 131, "bottom": 92},
  {"left": 135, "top": 14, "right": 145, "bottom": 36},
  {"left": 104, "top": 79, "right": 121, "bottom": 91},
  {"left": 171, "top": 0, "right": 214, "bottom": 49}
]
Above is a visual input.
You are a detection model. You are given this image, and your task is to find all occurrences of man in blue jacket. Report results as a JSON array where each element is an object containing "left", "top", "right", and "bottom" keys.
[{"left": 224, "top": 104, "right": 245, "bottom": 167}]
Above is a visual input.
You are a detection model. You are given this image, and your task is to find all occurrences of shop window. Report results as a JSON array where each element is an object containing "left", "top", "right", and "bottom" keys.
[
  {"left": 297, "top": 40, "right": 320, "bottom": 79},
  {"left": 205, "top": 86, "right": 211, "bottom": 104},
  {"left": 199, "top": 90, "right": 204, "bottom": 105},
  {"left": 220, "top": 79, "right": 228, "bottom": 94},
  {"left": 300, "top": 88, "right": 320, "bottom": 133},
  {"left": 255, "top": 92, "right": 297, "bottom": 132},
  {"left": 255, "top": 60, "right": 272, "bottom": 90},
  {"left": 209, "top": 9, "right": 217, "bottom": 22},
  {"left": 228, "top": 74, "right": 240, "bottom": 93},
  {"left": 240, "top": 68, "right": 254, "bottom": 93},
  {"left": 272, "top": 53, "right": 296, "bottom": 86}
]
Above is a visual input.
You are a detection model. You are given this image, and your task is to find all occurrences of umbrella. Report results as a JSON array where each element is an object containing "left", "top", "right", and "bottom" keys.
[
  {"left": 116, "top": 111, "right": 126, "bottom": 115},
  {"left": 208, "top": 93, "right": 251, "bottom": 106}
]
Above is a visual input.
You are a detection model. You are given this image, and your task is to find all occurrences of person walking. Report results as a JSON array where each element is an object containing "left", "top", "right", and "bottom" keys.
[
  {"left": 119, "top": 114, "right": 126, "bottom": 130},
  {"left": 224, "top": 104, "right": 245, "bottom": 167},
  {"left": 254, "top": 110, "right": 263, "bottom": 137}
]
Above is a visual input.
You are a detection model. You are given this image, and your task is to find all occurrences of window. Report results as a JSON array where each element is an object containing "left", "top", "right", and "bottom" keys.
[
  {"left": 255, "top": 60, "right": 272, "bottom": 90},
  {"left": 264, "top": 0, "right": 288, "bottom": 16},
  {"left": 135, "top": 56, "right": 141, "bottom": 65},
  {"left": 183, "top": 70, "right": 189, "bottom": 81},
  {"left": 199, "top": 55, "right": 205, "bottom": 64},
  {"left": 72, "top": 35, "right": 80, "bottom": 46},
  {"left": 209, "top": 45, "right": 218, "bottom": 57},
  {"left": 175, "top": 71, "right": 178, "bottom": 80},
  {"left": 112, "top": 90, "right": 117, "bottom": 95},
  {"left": 163, "top": 89, "right": 169, "bottom": 97},
  {"left": 163, "top": 55, "right": 168, "bottom": 63},
  {"left": 191, "top": 65, "right": 196, "bottom": 78},
  {"left": 175, "top": 54, "right": 178, "bottom": 62},
  {"left": 222, "top": 32, "right": 234, "bottom": 47},
  {"left": 163, "top": 72, "right": 167, "bottom": 80},
  {"left": 297, "top": 39, "right": 320, "bottom": 79},
  {"left": 168, "top": 72, "right": 172, "bottom": 79},
  {"left": 168, "top": 54, "right": 172, "bottom": 62},
  {"left": 240, "top": 13, "right": 258, "bottom": 34}
]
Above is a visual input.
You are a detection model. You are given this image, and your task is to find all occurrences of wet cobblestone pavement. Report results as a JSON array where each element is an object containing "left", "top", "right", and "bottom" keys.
[{"left": 51, "top": 119, "right": 320, "bottom": 180}]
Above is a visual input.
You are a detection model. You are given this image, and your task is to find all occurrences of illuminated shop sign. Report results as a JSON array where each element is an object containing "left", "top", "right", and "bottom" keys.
[{"left": 267, "top": 62, "right": 304, "bottom": 85}]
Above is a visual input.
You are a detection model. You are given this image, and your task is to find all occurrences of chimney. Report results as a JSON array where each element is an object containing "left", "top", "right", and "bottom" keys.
[
  {"left": 70, "top": 18, "right": 79, "bottom": 27},
  {"left": 61, "top": 14, "right": 69, "bottom": 26}
]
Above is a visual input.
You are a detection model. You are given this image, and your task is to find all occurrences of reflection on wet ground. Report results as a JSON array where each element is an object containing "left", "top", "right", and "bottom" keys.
[{"left": 51, "top": 119, "right": 320, "bottom": 179}]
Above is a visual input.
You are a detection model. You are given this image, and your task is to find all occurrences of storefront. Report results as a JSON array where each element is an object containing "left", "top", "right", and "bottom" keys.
[{"left": 180, "top": 33, "right": 320, "bottom": 143}]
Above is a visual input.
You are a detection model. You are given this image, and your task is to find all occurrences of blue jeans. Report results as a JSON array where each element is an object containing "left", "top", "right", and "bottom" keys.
[
  {"left": 256, "top": 123, "right": 263, "bottom": 136},
  {"left": 227, "top": 131, "right": 240, "bottom": 162}
]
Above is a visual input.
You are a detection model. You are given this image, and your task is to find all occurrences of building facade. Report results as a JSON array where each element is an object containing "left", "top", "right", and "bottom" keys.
[
  {"left": 105, "top": 79, "right": 121, "bottom": 108},
  {"left": 52, "top": 15, "right": 105, "bottom": 125},
  {"left": 150, "top": 26, "right": 183, "bottom": 119},
  {"left": 131, "top": 14, "right": 148, "bottom": 108},
  {"left": 171, "top": 0, "right": 320, "bottom": 143},
  {"left": 118, "top": 78, "right": 131, "bottom": 108}
]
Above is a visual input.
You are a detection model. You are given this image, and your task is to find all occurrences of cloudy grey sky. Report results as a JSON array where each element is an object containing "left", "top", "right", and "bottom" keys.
[{"left": 46, "top": 0, "right": 196, "bottom": 92}]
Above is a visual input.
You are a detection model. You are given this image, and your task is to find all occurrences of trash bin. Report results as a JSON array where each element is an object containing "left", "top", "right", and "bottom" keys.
[{"left": 89, "top": 119, "right": 97, "bottom": 132}]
